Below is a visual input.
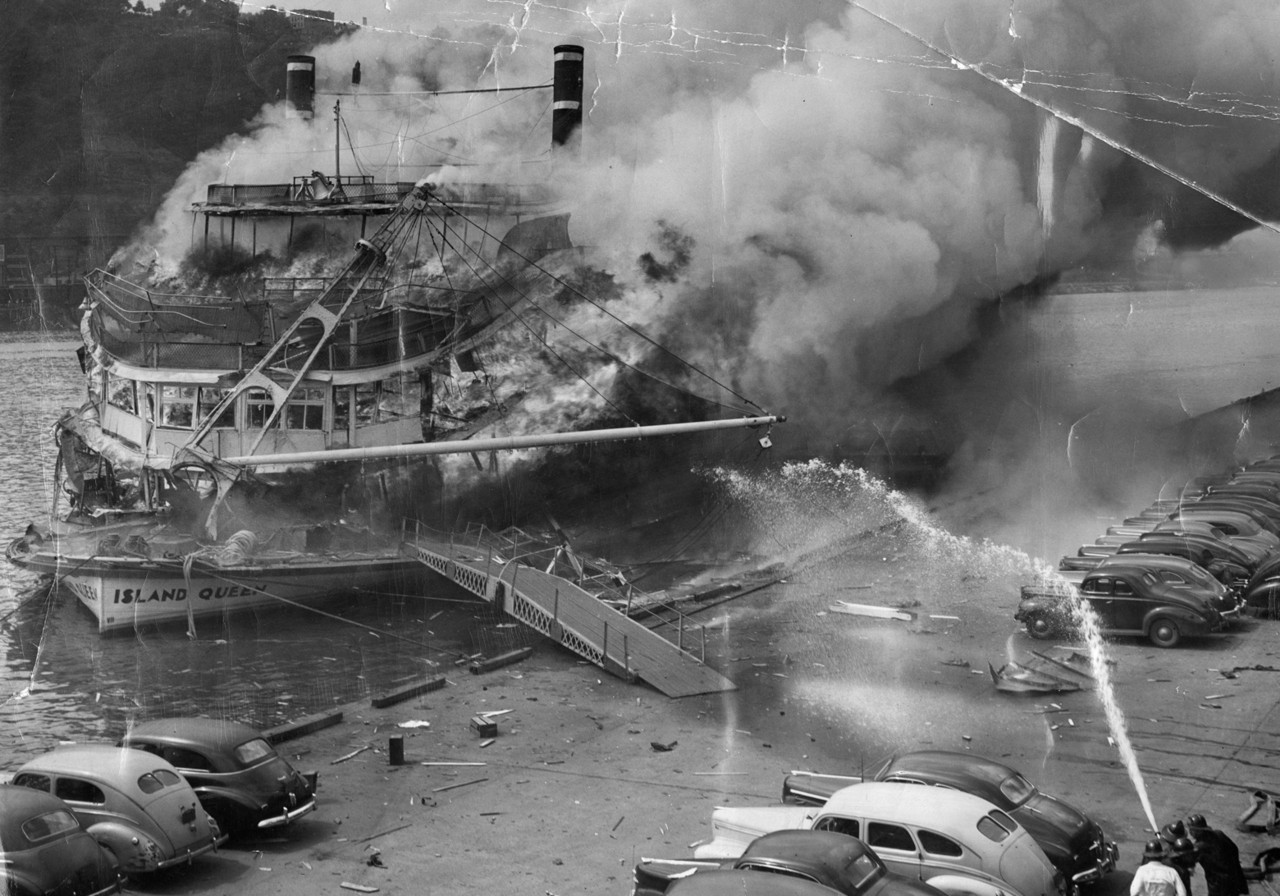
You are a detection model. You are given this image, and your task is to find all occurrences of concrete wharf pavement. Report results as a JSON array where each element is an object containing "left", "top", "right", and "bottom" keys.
[{"left": 124, "top": 575, "right": 1280, "bottom": 896}]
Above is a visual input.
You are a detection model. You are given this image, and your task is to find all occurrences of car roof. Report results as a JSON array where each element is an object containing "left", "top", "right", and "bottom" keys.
[
  {"left": 19, "top": 744, "right": 183, "bottom": 785},
  {"left": 823, "top": 781, "right": 1004, "bottom": 826},
  {"left": 1094, "top": 554, "right": 1205, "bottom": 575},
  {"left": 669, "top": 869, "right": 843, "bottom": 896},
  {"left": 879, "top": 751, "right": 1022, "bottom": 800},
  {"left": 122, "top": 717, "right": 266, "bottom": 754},
  {"left": 742, "top": 830, "right": 876, "bottom": 867},
  {"left": 0, "top": 783, "right": 77, "bottom": 842}
]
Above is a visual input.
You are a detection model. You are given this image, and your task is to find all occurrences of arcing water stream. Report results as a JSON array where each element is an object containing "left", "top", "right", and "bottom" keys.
[{"left": 712, "top": 459, "right": 1160, "bottom": 831}]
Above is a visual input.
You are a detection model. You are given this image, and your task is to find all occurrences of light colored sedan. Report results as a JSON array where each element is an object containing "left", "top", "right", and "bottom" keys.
[
  {"left": 694, "top": 781, "right": 1065, "bottom": 896},
  {"left": 11, "top": 745, "right": 226, "bottom": 875}
]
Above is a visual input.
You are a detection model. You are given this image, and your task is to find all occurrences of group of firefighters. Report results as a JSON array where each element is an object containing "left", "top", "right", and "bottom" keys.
[{"left": 1130, "top": 814, "right": 1251, "bottom": 896}]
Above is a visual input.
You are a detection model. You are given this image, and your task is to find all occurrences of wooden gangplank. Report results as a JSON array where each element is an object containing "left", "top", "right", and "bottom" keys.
[{"left": 405, "top": 535, "right": 736, "bottom": 698}]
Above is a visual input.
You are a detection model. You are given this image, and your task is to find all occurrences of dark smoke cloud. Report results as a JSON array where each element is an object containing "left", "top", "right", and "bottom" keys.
[{"left": 120, "top": 1, "right": 1280, "bottom": 520}]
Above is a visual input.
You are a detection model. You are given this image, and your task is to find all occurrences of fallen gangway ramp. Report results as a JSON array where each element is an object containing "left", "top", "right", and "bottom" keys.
[{"left": 405, "top": 532, "right": 736, "bottom": 697}]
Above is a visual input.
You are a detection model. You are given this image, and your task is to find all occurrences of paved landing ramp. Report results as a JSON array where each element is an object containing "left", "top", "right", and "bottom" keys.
[{"left": 405, "top": 534, "right": 736, "bottom": 698}]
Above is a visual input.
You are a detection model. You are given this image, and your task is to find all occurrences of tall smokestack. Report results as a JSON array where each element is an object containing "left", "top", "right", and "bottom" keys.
[
  {"left": 286, "top": 55, "right": 316, "bottom": 120},
  {"left": 552, "top": 44, "right": 584, "bottom": 151}
]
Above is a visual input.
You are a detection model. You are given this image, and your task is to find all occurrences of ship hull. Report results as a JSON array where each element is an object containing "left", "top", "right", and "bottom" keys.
[{"left": 10, "top": 534, "right": 427, "bottom": 634}]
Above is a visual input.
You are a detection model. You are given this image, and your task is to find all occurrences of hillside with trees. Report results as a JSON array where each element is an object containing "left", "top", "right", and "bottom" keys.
[{"left": 0, "top": 0, "right": 352, "bottom": 266}]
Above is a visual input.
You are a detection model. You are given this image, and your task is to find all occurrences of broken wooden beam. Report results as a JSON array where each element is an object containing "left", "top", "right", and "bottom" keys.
[
  {"left": 469, "top": 646, "right": 533, "bottom": 675},
  {"left": 263, "top": 709, "right": 343, "bottom": 745},
  {"left": 370, "top": 675, "right": 447, "bottom": 708}
]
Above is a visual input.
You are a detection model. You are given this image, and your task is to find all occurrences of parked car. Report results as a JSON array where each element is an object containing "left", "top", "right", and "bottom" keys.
[
  {"left": 1165, "top": 510, "right": 1280, "bottom": 548},
  {"left": 1174, "top": 501, "right": 1280, "bottom": 536},
  {"left": 1141, "top": 528, "right": 1262, "bottom": 570},
  {"left": 1113, "top": 537, "right": 1249, "bottom": 584},
  {"left": 692, "top": 781, "right": 1064, "bottom": 896},
  {"left": 780, "top": 752, "right": 1117, "bottom": 892},
  {"left": 1015, "top": 558, "right": 1227, "bottom": 648},
  {"left": 666, "top": 869, "right": 845, "bottom": 896},
  {"left": 0, "top": 783, "right": 122, "bottom": 896},
  {"left": 11, "top": 745, "right": 225, "bottom": 874},
  {"left": 1238, "top": 552, "right": 1280, "bottom": 613},
  {"left": 1093, "top": 554, "right": 1241, "bottom": 617},
  {"left": 635, "top": 830, "right": 950, "bottom": 896},
  {"left": 119, "top": 717, "right": 317, "bottom": 837},
  {"left": 1149, "top": 520, "right": 1273, "bottom": 565}
]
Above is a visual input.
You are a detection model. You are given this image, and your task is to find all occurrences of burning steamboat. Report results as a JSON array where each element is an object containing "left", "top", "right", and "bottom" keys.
[{"left": 7, "top": 46, "right": 782, "bottom": 642}]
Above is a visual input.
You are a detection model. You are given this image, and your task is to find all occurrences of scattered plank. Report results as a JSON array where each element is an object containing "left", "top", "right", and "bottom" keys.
[
  {"left": 432, "top": 777, "right": 488, "bottom": 793},
  {"left": 420, "top": 761, "right": 486, "bottom": 767},
  {"left": 332, "top": 746, "right": 371, "bottom": 765},
  {"left": 340, "top": 883, "right": 379, "bottom": 893},
  {"left": 828, "top": 601, "right": 916, "bottom": 622},
  {"left": 370, "top": 675, "right": 447, "bottom": 709},
  {"left": 358, "top": 823, "right": 413, "bottom": 843}
]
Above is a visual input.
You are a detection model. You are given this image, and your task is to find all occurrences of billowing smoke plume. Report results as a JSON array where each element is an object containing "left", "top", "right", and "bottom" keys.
[{"left": 114, "top": 0, "right": 1280, "bottom": 526}]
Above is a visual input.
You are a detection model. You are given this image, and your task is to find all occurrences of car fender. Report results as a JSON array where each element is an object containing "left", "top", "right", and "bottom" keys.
[
  {"left": 1014, "top": 594, "right": 1068, "bottom": 616},
  {"left": 0, "top": 868, "right": 54, "bottom": 896},
  {"left": 84, "top": 820, "right": 163, "bottom": 872},
  {"left": 924, "top": 872, "right": 1021, "bottom": 896},
  {"left": 1244, "top": 577, "right": 1280, "bottom": 608},
  {"left": 692, "top": 805, "right": 812, "bottom": 859},
  {"left": 190, "top": 783, "right": 265, "bottom": 812},
  {"left": 1140, "top": 605, "right": 1211, "bottom": 633}
]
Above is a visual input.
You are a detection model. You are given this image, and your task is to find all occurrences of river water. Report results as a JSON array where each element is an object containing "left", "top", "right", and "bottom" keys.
[
  {"left": 0, "top": 282, "right": 1277, "bottom": 768},
  {"left": 0, "top": 335, "right": 486, "bottom": 763}
]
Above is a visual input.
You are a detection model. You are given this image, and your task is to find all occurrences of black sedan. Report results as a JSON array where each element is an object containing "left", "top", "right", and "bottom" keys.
[
  {"left": 1113, "top": 536, "right": 1250, "bottom": 583},
  {"left": 782, "top": 752, "right": 1117, "bottom": 893},
  {"left": 637, "top": 831, "right": 948, "bottom": 896},
  {"left": 0, "top": 783, "right": 121, "bottom": 896},
  {"left": 667, "top": 869, "right": 845, "bottom": 896},
  {"left": 119, "top": 717, "right": 317, "bottom": 837},
  {"left": 1016, "top": 557, "right": 1229, "bottom": 647}
]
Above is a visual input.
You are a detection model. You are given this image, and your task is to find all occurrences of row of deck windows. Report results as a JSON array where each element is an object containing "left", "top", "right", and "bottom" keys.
[{"left": 106, "top": 374, "right": 419, "bottom": 431}]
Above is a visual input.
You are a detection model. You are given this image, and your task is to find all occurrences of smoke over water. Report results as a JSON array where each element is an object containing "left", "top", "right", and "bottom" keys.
[{"left": 113, "top": 1, "right": 1280, "bottom": 510}]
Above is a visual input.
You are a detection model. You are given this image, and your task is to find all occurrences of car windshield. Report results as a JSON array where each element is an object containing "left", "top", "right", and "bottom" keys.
[
  {"left": 20, "top": 808, "right": 79, "bottom": 843},
  {"left": 998, "top": 773, "right": 1035, "bottom": 806},
  {"left": 137, "top": 768, "right": 183, "bottom": 794},
  {"left": 844, "top": 852, "right": 883, "bottom": 889},
  {"left": 233, "top": 738, "right": 275, "bottom": 765}
]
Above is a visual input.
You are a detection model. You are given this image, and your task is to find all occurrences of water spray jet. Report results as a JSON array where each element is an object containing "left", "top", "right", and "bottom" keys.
[{"left": 714, "top": 459, "right": 1162, "bottom": 831}]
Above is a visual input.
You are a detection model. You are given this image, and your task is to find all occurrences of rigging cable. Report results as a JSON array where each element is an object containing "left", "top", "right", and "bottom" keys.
[
  {"left": 419, "top": 207, "right": 635, "bottom": 424},
  {"left": 431, "top": 192, "right": 765, "bottom": 416}
]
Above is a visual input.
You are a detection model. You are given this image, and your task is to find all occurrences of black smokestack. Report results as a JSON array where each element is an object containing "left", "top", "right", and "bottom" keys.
[
  {"left": 552, "top": 44, "right": 584, "bottom": 151},
  {"left": 286, "top": 54, "right": 316, "bottom": 120}
]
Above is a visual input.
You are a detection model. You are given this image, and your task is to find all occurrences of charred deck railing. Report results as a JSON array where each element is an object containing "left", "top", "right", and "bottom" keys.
[
  {"left": 198, "top": 177, "right": 558, "bottom": 214},
  {"left": 86, "top": 270, "right": 478, "bottom": 373}
]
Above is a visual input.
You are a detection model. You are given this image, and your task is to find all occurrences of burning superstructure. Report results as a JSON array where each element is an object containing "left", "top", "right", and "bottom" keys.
[{"left": 60, "top": 47, "right": 599, "bottom": 522}]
